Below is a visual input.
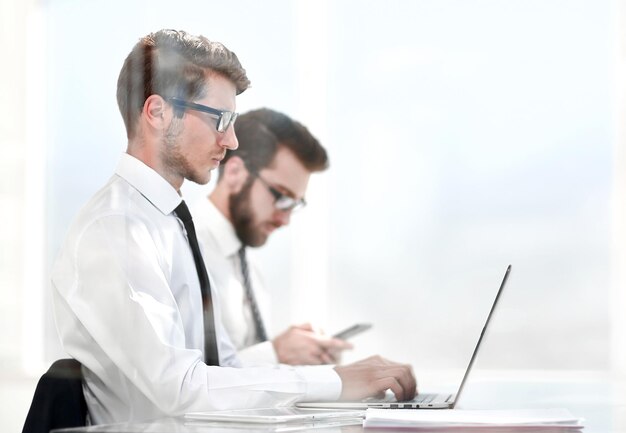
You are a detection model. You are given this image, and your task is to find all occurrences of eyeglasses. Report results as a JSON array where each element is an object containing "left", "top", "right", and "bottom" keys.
[
  {"left": 167, "top": 97, "right": 238, "bottom": 133},
  {"left": 252, "top": 173, "right": 307, "bottom": 212}
]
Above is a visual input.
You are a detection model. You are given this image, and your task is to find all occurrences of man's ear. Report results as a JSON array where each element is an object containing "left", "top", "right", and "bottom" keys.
[
  {"left": 143, "top": 95, "right": 169, "bottom": 131},
  {"left": 222, "top": 156, "right": 249, "bottom": 193}
]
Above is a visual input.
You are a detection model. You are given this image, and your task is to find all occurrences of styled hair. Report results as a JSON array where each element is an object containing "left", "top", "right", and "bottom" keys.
[
  {"left": 116, "top": 29, "right": 250, "bottom": 138},
  {"left": 220, "top": 108, "right": 329, "bottom": 177}
]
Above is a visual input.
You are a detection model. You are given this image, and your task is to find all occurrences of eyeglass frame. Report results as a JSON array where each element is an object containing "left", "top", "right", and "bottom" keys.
[
  {"left": 166, "top": 97, "right": 238, "bottom": 133},
  {"left": 251, "top": 172, "right": 307, "bottom": 212}
]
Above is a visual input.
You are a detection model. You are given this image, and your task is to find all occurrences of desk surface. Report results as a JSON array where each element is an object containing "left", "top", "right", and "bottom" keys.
[{"left": 53, "top": 374, "right": 626, "bottom": 433}]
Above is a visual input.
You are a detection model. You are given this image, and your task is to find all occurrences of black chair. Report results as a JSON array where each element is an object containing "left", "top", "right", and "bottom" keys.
[{"left": 22, "top": 359, "right": 88, "bottom": 433}]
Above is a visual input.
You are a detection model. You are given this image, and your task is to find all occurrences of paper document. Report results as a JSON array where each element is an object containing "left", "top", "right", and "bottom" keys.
[{"left": 363, "top": 408, "right": 584, "bottom": 430}]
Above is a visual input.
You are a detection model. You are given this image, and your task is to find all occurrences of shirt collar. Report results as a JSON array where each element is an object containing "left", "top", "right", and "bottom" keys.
[
  {"left": 115, "top": 153, "right": 182, "bottom": 215},
  {"left": 197, "top": 197, "right": 242, "bottom": 258}
]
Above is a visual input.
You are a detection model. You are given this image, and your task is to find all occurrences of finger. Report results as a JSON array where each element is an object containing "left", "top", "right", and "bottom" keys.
[
  {"left": 308, "top": 356, "right": 323, "bottom": 365},
  {"left": 389, "top": 365, "right": 417, "bottom": 401},
  {"left": 325, "top": 347, "right": 344, "bottom": 361},
  {"left": 319, "top": 337, "right": 353, "bottom": 350},
  {"left": 374, "top": 377, "right": 404, "bottom": 401},
  {"left": 401, "top": 365, "right": 417, "bottom": 399},
  {"left": 316, "top": 337, "right": 353, "bottom": 350},
  {"left": 374, "top": 366, "right": 416, "bottom": 401},
  {"left": 319, "top": 350, "right": 334, "bottom": 364},
  {"left": 299, "top": 355, "right": 322, "bottom": 365},
  {"left": 306, "top": 349, "right": 324, "bottom": 365},
  {"left": 295, "top": 322, "right": 314, "bottom": 331},
  {"left": 331, "top": 338, "right": 353, "bottom": 350}
]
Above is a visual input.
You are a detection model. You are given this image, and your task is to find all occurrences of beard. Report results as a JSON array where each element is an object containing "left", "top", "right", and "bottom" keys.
[
  {"left": 229, "top": 176, "right": 269, "bottom": 247},
  {"left": 161, "top": 118, "right": 210, "bottom": 185}
]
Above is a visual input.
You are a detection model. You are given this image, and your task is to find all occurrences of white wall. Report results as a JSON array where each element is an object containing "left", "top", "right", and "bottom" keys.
[
  {"left": 1, "top": 0, "right": 46, "bottom": 430},
  {"left": 322, "top": 0, "right": 614, "bottom": 375},
  {"left": 1, "top": 0, "right": 622, "bottom": 429}
]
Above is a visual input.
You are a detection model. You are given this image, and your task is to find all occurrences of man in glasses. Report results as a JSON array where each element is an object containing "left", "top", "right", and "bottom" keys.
[
  {"left": 193, "top": 108, "right": 351, "bottom": 367},
  {"left": 50, "top": 29, "right": 416, "bottom": 425}
]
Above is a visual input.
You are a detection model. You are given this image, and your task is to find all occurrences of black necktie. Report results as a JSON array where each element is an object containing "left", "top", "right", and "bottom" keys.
[
  {"left": 238, "top": 247, "right": 268, "bottom": 342},
  {"left": 174, "top": 200, "right": 219, "bottom": 365}
]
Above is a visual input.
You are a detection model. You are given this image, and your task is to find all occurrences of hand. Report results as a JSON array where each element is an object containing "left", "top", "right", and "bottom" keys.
[
  {"left": 272, "top": 323, "right": 353, "bottom": 365},
  {"left": 334, "top": 355, "right": 417, "bottom": 401}
]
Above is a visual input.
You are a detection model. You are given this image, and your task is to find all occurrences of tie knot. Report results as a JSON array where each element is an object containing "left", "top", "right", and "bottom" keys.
[{"left": 174, "top": 200, "right": 192, "bottom": 223}]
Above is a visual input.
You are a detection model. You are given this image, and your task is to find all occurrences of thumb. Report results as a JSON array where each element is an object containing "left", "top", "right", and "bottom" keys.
[
  {"left": 320, "top": 337, "right": 354, "bottom": 350},
  {"left": 294, "top": 322, "right": 314, "bottom": 331}
]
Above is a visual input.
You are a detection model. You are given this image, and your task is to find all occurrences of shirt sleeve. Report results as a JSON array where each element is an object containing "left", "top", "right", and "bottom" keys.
[{"left": 52, "top": 213, "right": 341, "bottom": 419}]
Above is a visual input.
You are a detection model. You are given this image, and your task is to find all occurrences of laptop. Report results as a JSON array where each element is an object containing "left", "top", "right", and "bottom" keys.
[{"left": 297, "top": 265, "right": 511, "bottom": 410}]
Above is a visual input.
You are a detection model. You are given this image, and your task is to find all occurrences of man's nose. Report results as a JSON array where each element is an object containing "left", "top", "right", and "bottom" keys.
[
  {"left": 273, "top": 209, "right": 292, "bottom": 227},
  {"left": 219, "top": 125, "right": 238, "bottom": 150}
]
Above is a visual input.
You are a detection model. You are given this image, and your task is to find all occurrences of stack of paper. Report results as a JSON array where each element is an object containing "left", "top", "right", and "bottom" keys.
[{"left": 363, "top": 408, "right": 584, "bottom": 430}]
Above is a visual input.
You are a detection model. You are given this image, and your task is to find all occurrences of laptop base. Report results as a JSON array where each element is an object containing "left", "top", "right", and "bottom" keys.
[{"left": 297, "top": 393, "right": 455, "bottom": 410}]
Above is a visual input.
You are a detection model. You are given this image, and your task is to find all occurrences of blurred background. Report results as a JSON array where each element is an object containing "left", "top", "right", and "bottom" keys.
[{"left": 3, "top": 0, "right": 626, "bottom": 430}]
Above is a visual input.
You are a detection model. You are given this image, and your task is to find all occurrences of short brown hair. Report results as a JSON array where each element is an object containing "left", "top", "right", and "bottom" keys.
[
  {"left": 221, "top": 108, "right": 328, "bottom": 177},
  {"left": 117, "top": 29, "right": 250, "bottom": 139}
]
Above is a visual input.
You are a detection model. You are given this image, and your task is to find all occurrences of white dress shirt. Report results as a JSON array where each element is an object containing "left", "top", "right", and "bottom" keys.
[
  {"left": 51, "top": 153, "right": 341, "bottom": 424},
  {"left": 193, "top": 197, "right": 277, "bottom": 366}
]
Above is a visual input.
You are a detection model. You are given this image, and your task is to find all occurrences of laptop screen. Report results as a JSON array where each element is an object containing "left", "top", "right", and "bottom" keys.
[{"left": 452, "top": 265, "right": 512, "bottom": 408}]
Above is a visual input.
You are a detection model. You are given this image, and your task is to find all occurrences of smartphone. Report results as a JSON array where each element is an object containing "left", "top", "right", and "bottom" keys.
[{"left": 332, "top": 323, "right": 372, "bottom": 340}]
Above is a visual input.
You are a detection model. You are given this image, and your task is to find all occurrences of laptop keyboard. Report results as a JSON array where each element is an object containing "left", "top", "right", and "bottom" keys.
[{"left": 363, "top": 392, "right": 441, "bottom": 404}]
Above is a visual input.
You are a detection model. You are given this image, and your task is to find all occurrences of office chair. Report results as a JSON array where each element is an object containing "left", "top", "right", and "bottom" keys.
[{"left": 22, "top": 359, "right": 88, "bottom": 433}]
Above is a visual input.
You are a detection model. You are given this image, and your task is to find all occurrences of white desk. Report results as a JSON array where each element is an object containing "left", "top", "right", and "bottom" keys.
[{"left": 53, "top": 373, "right": 626, "bottom": 433}]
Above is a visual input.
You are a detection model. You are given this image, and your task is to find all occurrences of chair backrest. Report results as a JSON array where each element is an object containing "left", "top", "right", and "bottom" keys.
[{"left": 22, "top": 359, "right": 88, "bottom": 433}]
